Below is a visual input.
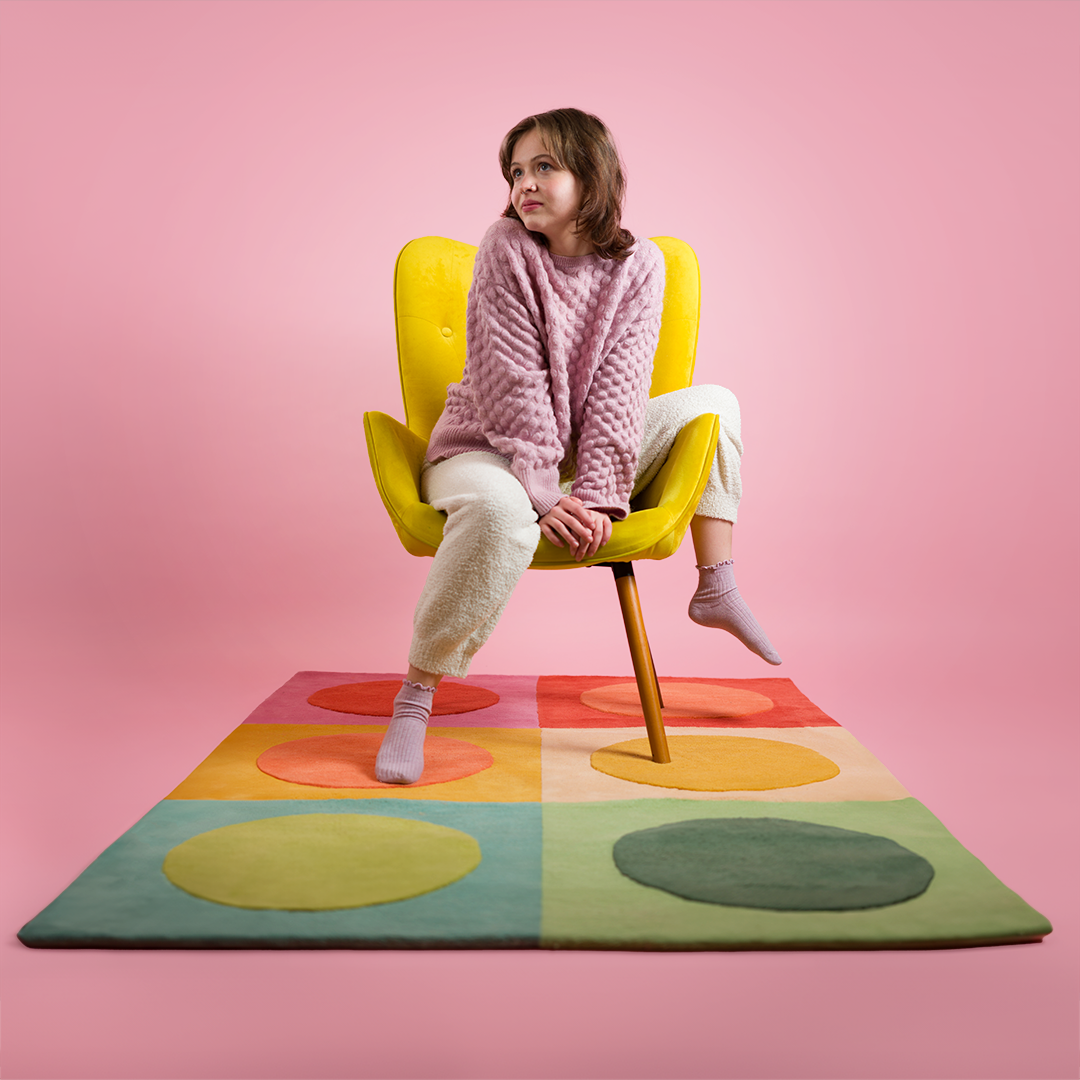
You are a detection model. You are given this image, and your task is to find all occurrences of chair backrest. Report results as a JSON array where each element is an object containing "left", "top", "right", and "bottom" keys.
[{"left": 393, "top": 234, "right": 701, "bottom": 439}]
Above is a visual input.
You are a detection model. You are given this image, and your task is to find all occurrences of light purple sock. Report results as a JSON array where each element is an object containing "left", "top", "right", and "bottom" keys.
[
  {"left": 375, "top": 680, "right": 436, "bottom": 784},
  {"left": 688, "top": 560, "right": 782, "bottom": 665}
]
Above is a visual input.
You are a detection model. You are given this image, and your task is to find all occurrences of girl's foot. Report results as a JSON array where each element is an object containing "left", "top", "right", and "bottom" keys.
[
  {"left": 375, "top": 680, "right": 436, "bottom": 783},
  {"left": 688, "top": 560, "right": 782, "bottom": 665}
]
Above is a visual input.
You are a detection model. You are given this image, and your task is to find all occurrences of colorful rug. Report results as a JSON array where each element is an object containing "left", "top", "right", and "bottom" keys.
[{"left": 19, "top": 673, "right": 1051, "bottom": 950}]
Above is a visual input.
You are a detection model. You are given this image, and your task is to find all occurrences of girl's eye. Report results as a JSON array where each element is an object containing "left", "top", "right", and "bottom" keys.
[{"left": 538, "top": 162, "right": 551, "bottom": 172}]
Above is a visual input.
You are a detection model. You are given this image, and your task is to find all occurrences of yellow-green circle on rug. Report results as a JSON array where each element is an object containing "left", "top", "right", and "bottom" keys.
[
  {"left": 581, "top": 682, "right": 774, "bottom": 719},
  {"left": 590, "top": 735, "right": 840, "bottom": 791},
  {"left": 162, "top": 814, "right": 482, "bottom": 910}
]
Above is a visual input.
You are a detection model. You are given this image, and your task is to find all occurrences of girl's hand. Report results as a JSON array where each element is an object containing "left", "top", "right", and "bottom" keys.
[{"left": 539, "top": 497, "right": 612, "bottom": 562}]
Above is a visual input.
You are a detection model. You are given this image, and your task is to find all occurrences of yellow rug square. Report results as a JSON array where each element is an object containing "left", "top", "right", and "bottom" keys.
[
  {"left": 167, "top": 725, "right": 541, "bottom": 802},
  {"left": 540, "top": 726, "right": 910, "bottom": 803}
]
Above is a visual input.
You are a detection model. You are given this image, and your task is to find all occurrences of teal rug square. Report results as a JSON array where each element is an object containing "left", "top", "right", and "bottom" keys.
[{"left": 19, "top": 799, "right": 542, "bottom": 948}]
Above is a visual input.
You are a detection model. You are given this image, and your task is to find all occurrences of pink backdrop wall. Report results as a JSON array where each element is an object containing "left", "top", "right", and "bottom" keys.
[{"left": 2, "top": 2, "right": 1077, "bottom": 1078}]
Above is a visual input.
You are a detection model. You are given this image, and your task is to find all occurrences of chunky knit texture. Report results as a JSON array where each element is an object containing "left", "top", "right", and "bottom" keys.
[{"left": 426, "top": 218, "right": 665, "bottom": 520}]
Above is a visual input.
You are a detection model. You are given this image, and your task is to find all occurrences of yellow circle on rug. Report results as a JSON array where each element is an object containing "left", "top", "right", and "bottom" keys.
[
  {"left": 581, "top": 681, "right": 774, "bottom": 719},
  {"left": 163, "top": 814, "right": 481, "bottom": 910},
  {"left": 590, "top": 735, "right": 840, "bottom": 791}
]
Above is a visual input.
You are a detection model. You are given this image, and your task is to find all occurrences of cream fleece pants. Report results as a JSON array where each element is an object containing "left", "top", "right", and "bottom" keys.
[{"left": 408, "top": 385, "right": 742, "bottom": 677}]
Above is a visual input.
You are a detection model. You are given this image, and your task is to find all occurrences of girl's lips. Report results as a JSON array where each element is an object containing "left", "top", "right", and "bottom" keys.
[{"left": 521, "top": 201, "right": 542, "bottom": 211}]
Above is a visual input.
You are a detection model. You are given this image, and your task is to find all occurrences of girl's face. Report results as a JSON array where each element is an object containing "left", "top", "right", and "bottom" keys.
[{"left": 509, "top": 128, "right": 594, "bottom": 257}]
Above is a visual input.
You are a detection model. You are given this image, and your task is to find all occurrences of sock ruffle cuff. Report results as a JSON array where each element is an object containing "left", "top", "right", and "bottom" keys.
[{"left": 696, "top": 559, "right": 735, "bottom": 571}]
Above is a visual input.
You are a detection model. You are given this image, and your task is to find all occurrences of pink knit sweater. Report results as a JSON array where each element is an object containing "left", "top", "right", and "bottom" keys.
[{"left": 426, "top": 218, "right": 665, "bottom": 520}]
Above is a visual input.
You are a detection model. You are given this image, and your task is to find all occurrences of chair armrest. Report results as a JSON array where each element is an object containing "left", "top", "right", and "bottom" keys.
[
  {"left": 363, "top": 411, "right": 446, "bottom": 557},
  {"left": 365, "top": 409, "right": 719, "bottom": 566},
  {"left": 531, "top": 412, "right": 721, "bottom": 567},
  {"left": 632, "top": 412, "right": 720, "bottom": 516}
]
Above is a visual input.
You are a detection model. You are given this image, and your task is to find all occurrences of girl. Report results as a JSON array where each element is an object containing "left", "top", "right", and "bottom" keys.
[{"left": 376, "top": 108, "right": 780, "bottom": 784}]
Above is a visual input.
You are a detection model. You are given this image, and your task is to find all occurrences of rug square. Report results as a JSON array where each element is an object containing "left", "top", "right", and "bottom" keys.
[
  {"left": 167, "top": 725, "right": 541, "bottom": 802},
  {"left": 540, "top": 727, "right": 909, "bottom": 803},
  {"left": 536, "top": 676, "right": 839, "bottom": 728},
  {"left": 539, "top": 798, "right": 1052, "bottom": 950},
  {"left": 242, "top": 671, "right": 539, "bottom": 727},
  {"left": 18, "top": 800, "right": 542, "bottom": 949}
]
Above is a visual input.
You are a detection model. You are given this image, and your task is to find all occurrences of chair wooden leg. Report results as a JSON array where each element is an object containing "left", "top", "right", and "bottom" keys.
[
  {"left": 647, "top": 640, "right": 665, "bottom": 709},
  {"left": 609, "top": 563, "right": 671, "bottom": 764}
]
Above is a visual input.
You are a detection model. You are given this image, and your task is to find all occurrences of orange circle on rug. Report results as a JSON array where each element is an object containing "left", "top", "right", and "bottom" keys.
[
  {"left": 308, "top": 681, "right": 499, "bottom": 716},
  {"left": 257, "top": 733, "right": 494, "bottom": 788},
  {"left": 590, "top": 735, "right": 839, "bottom": 791},
  {"left": 580, "top": 681, "right": 774, "bottom": 719}
]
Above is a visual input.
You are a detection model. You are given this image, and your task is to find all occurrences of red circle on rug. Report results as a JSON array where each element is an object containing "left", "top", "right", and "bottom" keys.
[
  {"left": 307, "top": 681, "right": 499, "bottom": 717},
  {"left": 256, "top": 733, "right": 494, "bottom": 788}
]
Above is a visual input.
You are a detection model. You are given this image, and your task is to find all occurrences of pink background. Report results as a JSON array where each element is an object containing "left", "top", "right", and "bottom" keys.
[{"left": 2, "top": 1, "right": 1077, "bottom": 1077}]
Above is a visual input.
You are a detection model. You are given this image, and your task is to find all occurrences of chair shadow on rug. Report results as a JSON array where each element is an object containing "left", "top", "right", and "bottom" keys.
[{"left": 364, "top": 235, "right": 720, "bottom": 763}]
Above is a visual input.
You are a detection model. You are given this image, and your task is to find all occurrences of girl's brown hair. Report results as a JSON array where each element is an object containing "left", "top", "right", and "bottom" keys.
[{"left": 499, "top": 108, "right": 635, "bottom": 261}]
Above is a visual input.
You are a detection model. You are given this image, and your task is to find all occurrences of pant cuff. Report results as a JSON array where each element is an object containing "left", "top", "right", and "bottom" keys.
[
  {"left": 407, "top": 646, "right": 472, "bottom": 681},
  {"left": 696, "top": 494, "right": 739, "bottom": 523}
]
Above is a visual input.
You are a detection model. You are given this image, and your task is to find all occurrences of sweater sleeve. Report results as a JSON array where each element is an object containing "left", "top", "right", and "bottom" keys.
[
  {"left": 463, "top": 230, "right": 565, "bottom": 516},
  {"left": 570, "top": 256, "right": 665, "bottom": 519}
]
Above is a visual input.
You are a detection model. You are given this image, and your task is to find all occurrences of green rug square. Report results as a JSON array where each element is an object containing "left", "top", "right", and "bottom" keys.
[{"left": 540, "top": 798, "right": 1051, "bottom": 950}]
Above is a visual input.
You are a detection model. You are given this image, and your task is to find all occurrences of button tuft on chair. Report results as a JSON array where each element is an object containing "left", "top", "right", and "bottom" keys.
[{"left": 441, "top": 327, "right": 453, "bottom": 337}]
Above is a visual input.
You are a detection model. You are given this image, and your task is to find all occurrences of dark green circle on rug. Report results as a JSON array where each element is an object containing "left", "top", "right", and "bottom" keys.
[
  {"left": 613, "top": 818, "right": 935, "bottom": 911},
  {"left": 163, "top": 814, "right": 482, "bottom": 910},
  {"left": 308, "top": 681, "right": 499, "bottom": 716}
]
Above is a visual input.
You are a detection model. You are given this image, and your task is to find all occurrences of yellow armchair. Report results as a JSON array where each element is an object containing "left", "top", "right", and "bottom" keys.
[{"left": 364, "top": 236, "right": 719, "bottom": 762}]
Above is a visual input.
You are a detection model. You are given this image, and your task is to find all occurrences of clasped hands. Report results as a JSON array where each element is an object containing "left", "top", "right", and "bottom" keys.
[{"left": 538, "top": 496, "right": 612, "bottom": 561}]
